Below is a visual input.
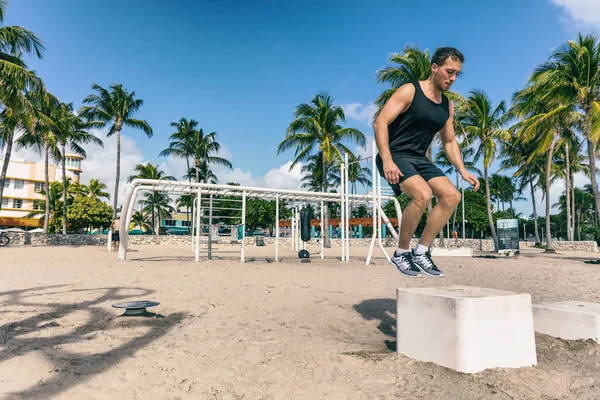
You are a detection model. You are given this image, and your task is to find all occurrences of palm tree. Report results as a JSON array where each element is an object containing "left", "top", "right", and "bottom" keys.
[
  {"left": 160, "top": 123, "right": 232, "bottom": 183},
  {"left": 0, "top": 0, "right": 45, "bottom": 211},
  {"left": 159, "top": 118, "right": 198, "bottom": 180},
  {"left": 177, "top": 194, "right": 194, "bottom": 234},
  {"left": 301, "top": 152, "right": 339, "bottom": 192},
  {"left": 554, "top": 132, "right": 585, "bottom": 241},
  {"left": 512, "top": 78, "right": 578, "bottom": 251},
  {"left": 26, "top": 180, "right": 75, "bottom": 233},
  {"left": 531, "top": 34, "right": 600, "bottom": 224},
  {"left": 462, "top": 90, "right": 511, "bottom": 249},
  {"left": 127, "top": 163, "right": 175, "bottom": 235},
  {"left": 183, "top": 164, "right": 218, "bottom": 184},
  {"left": 139, "top": 192, "right": 175, "bottom": 235},
  {"left": 16, "top": 90, "right": 64, "bottom": 233},
  {"left": 434, "top": 140, "right": 481, "bottom": 230},
  {"left": 131, "top": 210, "right": 152, "bottom": 233},
  {"left": 375, "top": 45, "right": 468, "bottom": 122},
  {"left": 374, "top": 45, "right": 432, "bottom": 118},
  {"left": 53, "top": 103, "right": 102, "bottom": 234},
  {"left": 79, "top": 83, "right": 153, "bottom": 219},
  {"left": 277, "top": 93, "right": 366, "bottom": 247},
  {"left": 78, "top": 178, "right": 110, "bottom": 200},
  {"left": 499, "top": 134, "right": 544, "bottom": 244}
]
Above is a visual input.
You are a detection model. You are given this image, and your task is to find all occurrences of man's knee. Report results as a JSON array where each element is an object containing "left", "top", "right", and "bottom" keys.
[
  {"left": 439, "top": 188, "right": 461, "bottom": 207},
  {"left": 409, "top": 186, "right": 433, "bottom": 208}
]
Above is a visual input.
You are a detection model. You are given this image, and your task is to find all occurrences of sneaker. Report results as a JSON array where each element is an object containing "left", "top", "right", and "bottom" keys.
[
  {"left": 411, "top": 248, "right": 444, "bottom": 277},
  {"left": 390, "top": 250, "right": 422, "bottom": 278}
]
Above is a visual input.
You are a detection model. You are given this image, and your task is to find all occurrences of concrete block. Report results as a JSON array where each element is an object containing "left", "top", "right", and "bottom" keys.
[
  {"left": 430, "top": 247, "right": 473, "bottom": 257},
  {"left": 533, "top": 301, "right": 600, "bottom": 342},
  {"left": 396, "top": 285, "right": 537, "bottom": 373}
]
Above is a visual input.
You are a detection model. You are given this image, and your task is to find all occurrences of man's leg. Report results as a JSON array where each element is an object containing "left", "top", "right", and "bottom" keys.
[
  {"left": 419, "top": 176, "right": 461, "bottom": 247},
  {"left": 386, "top": 175, "right": 432, "bottom": 277},
  {"left": 410, "top": 176, "right": 461, "bottom": 277},
  {"left": 397, "top": 175, "right": 433, "bottom": 249}
]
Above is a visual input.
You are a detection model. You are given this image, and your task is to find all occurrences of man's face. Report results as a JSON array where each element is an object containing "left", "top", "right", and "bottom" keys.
[{"left": 432, "top": 57, "right": 462, "bottom": 92}]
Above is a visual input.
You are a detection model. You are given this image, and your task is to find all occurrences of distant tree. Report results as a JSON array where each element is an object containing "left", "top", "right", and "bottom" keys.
[
  {"left": 67, "top": 196, "right": 113, "bottom": 232},
  {"left": 79, "top": 83, "right": 153, "bottom": 218}
]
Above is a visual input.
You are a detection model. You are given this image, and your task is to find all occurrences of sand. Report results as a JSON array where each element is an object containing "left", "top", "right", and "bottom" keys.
[{"left": 1, "top": 243, "right": 600, "bottom": 400}]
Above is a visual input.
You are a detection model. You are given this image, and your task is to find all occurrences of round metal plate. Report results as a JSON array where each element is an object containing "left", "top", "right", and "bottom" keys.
[{"left": 112, "top": 300, "right": 159, "bottom": 315}]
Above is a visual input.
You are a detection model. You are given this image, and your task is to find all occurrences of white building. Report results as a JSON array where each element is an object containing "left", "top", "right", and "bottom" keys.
[{"left": 0, "top": 154, "right": 83, "bottom": 229}]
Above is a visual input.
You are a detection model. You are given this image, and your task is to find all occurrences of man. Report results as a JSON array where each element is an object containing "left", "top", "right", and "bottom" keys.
[
  {"left": 374, "top": 47, "right": 480, "bottom": 278},
  {"left": 111, "top": 217, "right": 120, "bottom": 251}
]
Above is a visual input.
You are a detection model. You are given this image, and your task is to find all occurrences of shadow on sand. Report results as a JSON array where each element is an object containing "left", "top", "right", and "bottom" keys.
[
  {"left": 353, "top": 298, "right": 397, "bottom": 352},
  {"left": 0, "top": 285, "right": 186, "bottom": 399}
]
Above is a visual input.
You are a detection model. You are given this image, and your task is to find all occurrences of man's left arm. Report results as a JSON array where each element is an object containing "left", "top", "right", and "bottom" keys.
[{"left": 439, "top": 102, "right": 480, "bottom": 191}]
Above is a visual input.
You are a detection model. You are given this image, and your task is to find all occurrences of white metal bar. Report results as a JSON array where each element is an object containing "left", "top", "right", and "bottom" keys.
[
  {"left": 345, "top": 152, "right": 349, "bottom": 261},
  {"left": 340, "top": 163, "right": 345, "bottom": 262},
  {"left": 291, "top": 208, "right": 295, "bottom": 251},
  {"left": 320, "top": 201, "right": 324, "bottom": 259},
  {"left": 195, "top": 188, "right": 201, "bottom": 262},
  {"left": 208, "top": 194, "right": 214, "bottom": 260},
  {"left": 275, "top": 194, "right": 279, "bottom": 262},
  {"left": 377, "top": 173, "right": 383, "bottom": 250},
  {"left": 366, "top": 141, "right": 378, "bottom": 266},
  {"left": 241, "top": 191, "right": 246, "bottom": 262}
]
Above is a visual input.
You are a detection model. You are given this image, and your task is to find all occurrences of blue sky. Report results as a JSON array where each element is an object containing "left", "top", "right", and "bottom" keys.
[{"left": 5, "top": 0, "right": 600, "bottom": 216}]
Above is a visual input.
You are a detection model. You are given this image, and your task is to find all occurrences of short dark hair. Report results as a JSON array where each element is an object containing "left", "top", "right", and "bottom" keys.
[{"left": 431, "top": 47, "right": 464, "bottom": 66}]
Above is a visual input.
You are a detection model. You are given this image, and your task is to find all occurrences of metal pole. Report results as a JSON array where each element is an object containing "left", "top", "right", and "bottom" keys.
[
  {"left": 208, "top": 194, "right": 213, "bottom": 259},
  {"left": 320, "top": 200, "right": 324, "bottom": 259},
  {"left": 345, "top": 152, "right": 350, "bottom": 261},
  {"left": 195, "top": 188, "right": 201, "bottom": 262},
  {"left": 291, "top": 208, "right": 295, "bottom": 251},
  {"left": 241, "top": 191, "right": 246, "bottom": 262},
  {"left": 461, "top": 180, "right": 466, "bottom": 240},
  {"left": 340, "top": 162, "right": 345, "bottom": 261},
  {"left": 366, "top": 141, "right": 378, "bottom": 265},
  {"left": 275, "top": 194, "right": 279, "bottom": 261}
]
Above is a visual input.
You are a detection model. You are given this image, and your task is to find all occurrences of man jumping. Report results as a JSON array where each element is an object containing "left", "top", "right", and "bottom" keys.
[{"left": 374, "top": 47, "right": 480, "bottom": 278}]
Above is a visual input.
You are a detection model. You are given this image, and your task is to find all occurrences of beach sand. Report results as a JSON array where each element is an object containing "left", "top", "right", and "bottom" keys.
[{"left": 1, "top": 243, "right": 600, "bottom": 399}]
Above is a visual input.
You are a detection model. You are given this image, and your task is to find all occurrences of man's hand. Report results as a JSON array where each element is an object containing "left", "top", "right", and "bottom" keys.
[
  {"left": 383, "top": 161, "right": 403, "bottom": 184},
  {"left": 460, "top": 170, "right": 480, "bottom": 191}
]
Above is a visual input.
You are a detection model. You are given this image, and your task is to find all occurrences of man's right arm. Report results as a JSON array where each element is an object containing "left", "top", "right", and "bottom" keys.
[{"left": 373, "top": 83, "right": 415, "bottom": 184}]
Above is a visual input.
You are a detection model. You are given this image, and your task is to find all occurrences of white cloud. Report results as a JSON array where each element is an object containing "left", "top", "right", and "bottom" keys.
[
  {"left": 549, "top": 0, "right": 600, "bottom": 31},
  {"left": 80, "top": 129, "right": 145, "bottom": 207},
  {"left": 341, "top": 102, "right": 378, "bottom": 126},
  {"left": 354, "top": 136, "right": 375, "bottom": 161},
  {"left": 213, "top": 160, "right": 304, "bottom": 190}
]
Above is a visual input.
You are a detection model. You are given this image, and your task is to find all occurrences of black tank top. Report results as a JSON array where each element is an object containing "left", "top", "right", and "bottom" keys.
[{"left": 387, "top": 81, "right": 450, "bottom": 157}]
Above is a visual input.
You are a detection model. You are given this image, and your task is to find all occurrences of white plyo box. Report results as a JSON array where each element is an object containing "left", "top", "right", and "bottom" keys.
[
  {"left": 533, "top": 301, "right": 600, "bottom": 342},
  {"left": 396, "top": 286, "right": 537, "bottom": 373},
  {"left": 430, "top": 247, "right": 473, "bottom": 257}
]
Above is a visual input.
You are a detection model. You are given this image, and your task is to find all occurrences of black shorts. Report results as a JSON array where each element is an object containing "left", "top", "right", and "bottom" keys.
[
  {"left": 376, "top": 153, "right": 445, "bottom": 196},
  {"left": 112, "top": 231, "right": 120, "bottom": 242}
]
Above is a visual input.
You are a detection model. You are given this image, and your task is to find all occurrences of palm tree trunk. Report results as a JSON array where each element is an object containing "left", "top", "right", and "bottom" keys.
[
  {"left": 44, "top": 142, "right": 50, "bottom": 233},
  {"left": 322, "top": 155, "right": 330, "bottom": 248},
  {"left": 586, "top": 134, "right": 600, "bottom": 226},
  {"left": 0, "top": 128, "right": 15, "bottom": 211},
  {"left": 62, "top": 143, "right": 68, "bottom": 235},
  {"left": 530, "top": 180, "right": 540, "bottom": 245},
  {"left": 565, "top": 142, "right": 572, "bottom": 241},
  {"left": 545, "top": 132, "right": 558, "bottom": 252},
  {"left": 113, "top": 129, "right": 122, "bottom": 219},
  {"left": 484, "top": 166, "right": 498, "bottom": 250}
]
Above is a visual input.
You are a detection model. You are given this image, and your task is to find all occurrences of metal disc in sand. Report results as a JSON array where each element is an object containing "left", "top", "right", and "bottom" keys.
[{"left": 112, "top": 300, "right": 160, "bottom": 315}]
